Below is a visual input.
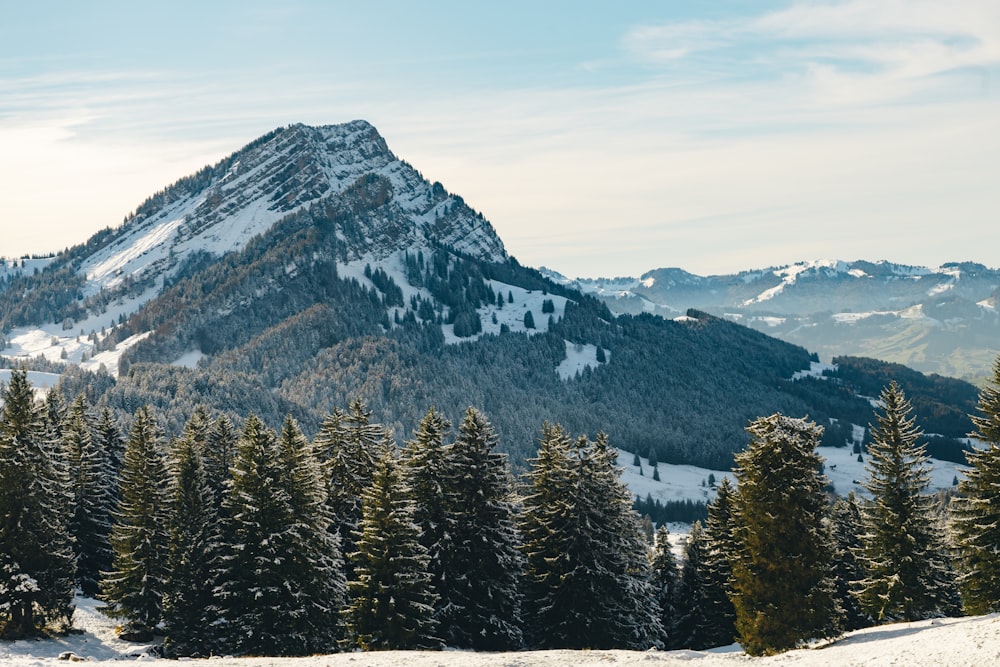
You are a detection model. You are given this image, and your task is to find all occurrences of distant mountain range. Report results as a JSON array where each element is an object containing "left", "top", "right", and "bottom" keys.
[
  {"left": 543, "top": 260, "right": 1000, "bottom": 385},
  {"left": 0, "top": 122, "right": 985, "bottom": 469}
]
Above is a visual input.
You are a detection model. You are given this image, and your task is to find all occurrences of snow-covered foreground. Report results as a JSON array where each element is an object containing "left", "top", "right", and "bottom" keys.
[{"left": 3, "top": 596, "right": 998, "bottom": 666}]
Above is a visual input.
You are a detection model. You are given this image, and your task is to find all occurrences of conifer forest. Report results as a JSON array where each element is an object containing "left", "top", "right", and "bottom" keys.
[{"left": 1, "top": 356, "right": 999, "bottom": 657}]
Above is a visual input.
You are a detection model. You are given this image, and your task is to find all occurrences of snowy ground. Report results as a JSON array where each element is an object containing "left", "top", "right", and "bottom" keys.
[{"left": 2, "top": 595, "right": 997, "bottom": 666}]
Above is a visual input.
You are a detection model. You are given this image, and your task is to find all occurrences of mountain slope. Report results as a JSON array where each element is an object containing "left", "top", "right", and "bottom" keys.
[
  {"left": 546, "top": 260, "right": 1000, "bottom": 384},
  {"left": 1, "top": 123, "right": 981, "bottom": 469}
]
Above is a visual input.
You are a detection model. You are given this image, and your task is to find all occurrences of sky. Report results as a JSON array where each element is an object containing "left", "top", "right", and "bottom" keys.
[{"left": 1, "top": 0, "right": 999, "bottom": 278}]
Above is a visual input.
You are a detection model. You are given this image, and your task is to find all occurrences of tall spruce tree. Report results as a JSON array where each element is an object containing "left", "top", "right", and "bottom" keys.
[
  {"left": 346, "top": 444, "right": 440, "bottom": 650},
  {"left": 203, "top": 414, "right": 236, "bottom": 509},
  {"left": 951, "top": 356, "right": 1000, "bottom": 614},
  {"left": 0, "top": 369, "right": 75, "bottom": 638},
  {"left": 273, "top": 415, "right": 346, "bottom": 653},
  {"left": 161, "top": 413, "right": 221, "bottom": 657},
  {"left": 673, "top": 520, "right": 723, "bottom": 649},
  {"left": 400, "top": 406, "right": 452, "bottom": 631},
  {"left": 830, "top": 492, "right": 871, "bottom": 630},
  {"left": 215, "top": 414, "right": 344, "bottom": 656},
  {"left": 730, "top": 413, "right": 839, "bottom": 656},
  {"left": 650, "top": 525, "right": 680, "bottom": 648},
  {"left": 520, "top": 424, "right": 661, "bottom": 649},
  {"left": 700, "top": 478, "right": 737, "bottom": 648},
  {"left": 436, "top": 407, "right": 523, "bottom": 649},
  {"left": 101, "top": 406, "right": 169, "bottom": 641},
  {"left": 856, "top": 382, "right": 959, "bottom": 622},
  {"left": 63, "top": 393, "right": 112, "bottom": 596},
  {"left": 94, "top": 407, "right": 124, "bottom": 506}
]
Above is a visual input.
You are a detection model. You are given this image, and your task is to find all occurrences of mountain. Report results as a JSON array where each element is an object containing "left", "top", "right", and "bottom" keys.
[
  {"left": 0, "top": 123, "right": 982, "bottom": 469},
  {"left": 544, "top": 259, "right": 1000, "bottom": 385}
]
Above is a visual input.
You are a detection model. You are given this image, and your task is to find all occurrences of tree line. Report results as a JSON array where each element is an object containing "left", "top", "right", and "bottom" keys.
[{"left": 1, "top": 356, "right": 999, "bottom": 656}]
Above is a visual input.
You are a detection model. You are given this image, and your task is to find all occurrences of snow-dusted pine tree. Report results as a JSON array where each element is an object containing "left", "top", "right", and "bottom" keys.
[
  {"left": 101, "top": 406, "right": 169, "bottom": 641},
  {"left": 520, "top": 424, "right": 662, "bottom": 649},
  {"left": 650, "top": 525, "right": 680, "bottom": 648},
  {"left": 856, "top": 382, "right": 959, "bottom": 622},
  {"left": 0, "top": 369, "right": 75, "bottom": 638},
  {"left": 730, "top": 413, "right": 839, "bottom": 656},
  {"left": 202, "top": 414, "right": 236, "bottom": 509},
  {"left": 435, "top": 407, "right": 523, "bottom": 649},
  {"left": 952, "top": 356, "right": 1000, "bottom": 614},
  {"left": 673, "top": 520, "right": 717, "bottom": 649},
  {"left": 346, "top": 444, "right": 440, "bottom": 650},
  {"left": 63, "top": 393, "right": 112, "bottom": 596},
  {"left": 162, "top": 411, "right": 221, "bottom": 657},
  {"left": 830, "top": 492, "right": 871, "bottom": 630},
  {"left": 700, "top": 477, "right": 737, "bottom": 648}
]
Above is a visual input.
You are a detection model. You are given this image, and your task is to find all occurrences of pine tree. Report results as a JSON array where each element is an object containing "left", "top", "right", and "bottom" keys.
[
  {"left": 520, "top": 424, "right": 662, "bottom": 649},
  {"left": 63, "top": 393, "right": 112, "bottom": 596},
  {"left": 94, "top": 407, "right": 124, "bottom": 506},
  {"left": 346, "top": 444, "right": 440, "bottom": 650},
  {"left": 436, "top": 407, "right": 523, "bottom": 649},
  {"left": 830, "top": 493, "right": 871, "bottom": 630},
  {"left": 273, "top": 415, "right": 347, "bottom": 653},
  {"left": 101, "top": 406, "right": 169, "bottom": 641},
  {"left": 399, "top": 407, "right": 453, "bottom": 630},
  {"left": 856, "top": 382, "right": 959, "bottom": 622},
  {"left": 312, "top": 400, "right": 382, "bottom": 576},
  {"left": 951, "top": 356, "right": 1000, "bottom": 614},
  {"left": 729, "top": 413, "right": 839, "bottom": 656},
  {"left": 203, "top": 414, "right": 236, "bottom": 509},
  {"left": 162, "top": 413, "right": 221, "bottom": 657},
  {"left": 0, "top": 369, "right": 75, "bottom": 638},
  {"left": 700, "top": 478, "right": 737, "bottom": 647},
  {"left": 650, "top": 525, "right": 680, "bottom": 648},
  {"left": 672, "top": 520, "right": 715, "bottom": 649}
]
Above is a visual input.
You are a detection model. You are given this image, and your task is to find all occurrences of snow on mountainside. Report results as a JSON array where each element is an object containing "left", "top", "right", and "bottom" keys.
[
  {"left": 1, "top": 121, "right": 508, "bottom": 373},
  {"left": 543, "top": 260, "right": 1000, "bottom": 383}
]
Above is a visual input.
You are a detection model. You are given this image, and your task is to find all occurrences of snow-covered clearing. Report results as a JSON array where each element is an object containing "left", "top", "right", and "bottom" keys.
[
  {"left": 1, "top": 595, "right": 997, "bottom": 666},
  {"left": 556, "top": 340, "right": 609, "bottom": 380}
]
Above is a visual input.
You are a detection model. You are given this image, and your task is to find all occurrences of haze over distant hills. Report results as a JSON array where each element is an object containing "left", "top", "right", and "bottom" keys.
[
  {"left": 0, "top": 121, "right": 985, "bottom": 471},
  {"left": 544, "top": 260, "right": 1000, "bottom": 385}
]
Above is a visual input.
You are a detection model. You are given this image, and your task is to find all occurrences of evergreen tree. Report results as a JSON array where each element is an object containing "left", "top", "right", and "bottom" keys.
[
  {"left": 312, "top": 400, "right": 382, "bottom": 575},
  {"left": 94, "top": 407, "right": 125, "bottom": 506},
  {"left": 0, "top": 369, "right": 75, "bottom": 638},
  {"left": 523, "top": 310, "right": 535, "bottom": 329},
  {"left": 161, "top": 412, "right": 221, "bottom": 657},
  {"left": 830, "top": 493, "right": 871, "bottom": 630},
  {"left": 672, "top": 520, "right": 714, "bottom": 649},
  {"left": 856, "top": 382, "right": 959, "bottom": 622},
  {"left": 520, "top": 424, "right": 661, "bottom": 649},
  {"left": 951, "top": 356, "right": 1000, "bottom": 614},
  {"left": 649, "top": 525, "right": 680, "bottom": 648},
  {"left": 275, "top": 416, "right": 347, "bottom": 652},
  {"left": 346, "top": 444, "right": 440, "bottom": 650},
  {"left": 203, "top": 414, "right": 236, "bottom": 509},
  {"left": 436, "top": 407, "right": 523, "bottom": 649},
  {"left": 101, "top": 406, "right": 169, "bottom": 641},
  {"left": 63, "top": 393, "right": 112, "bottom": 596},
  {"left": 729, "top": 413, "right": 839, "bottom": 656},
  {"left": 700, "top": 478, "right": 737, "bottom": 647},
  {"left": 400, "top": 408, "right": 452, "bottom": 624}
]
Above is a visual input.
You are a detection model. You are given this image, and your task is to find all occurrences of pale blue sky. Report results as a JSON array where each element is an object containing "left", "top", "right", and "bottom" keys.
[{"left": 2, "top": 1, "right": 998, "bottom": 277}]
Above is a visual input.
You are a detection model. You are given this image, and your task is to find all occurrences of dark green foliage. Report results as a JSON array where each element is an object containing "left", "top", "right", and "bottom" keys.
[
  {"left": 856, "top": 382, "right": 959, "bottom": 622},
  {"left": 63, "top": 394, "right": 113, "bottom": 596},
  {"left": 520, "top": 424, "right": 662, "bottom": 649},
  {"left": 673, "top": 521, "right": 715, "bottom": 649},
  {"left": 214, "top": 414, "right": 345, "bottom": 656},
  {"left": 162, "top": 413, "right": 219, "bottom": 657},
  {"left": 347, "top": 446, "right": 440, "bottom": 650},
  {"left": 633, "top": 495, "right": 708, "bottom": 525},
  {"left": 650, "top": 526, "right": 680, "bottom": 648},
  {"left": 435, "top": 407, "right": 523, "bottom": 649},
  {"left": 730, "top": 414, "right": 839, "bottom": 656},
  {"left": 952, "top": 356, "right": 1000, "bottom": 614},
  {"left": 523, "top": 310, "right": 535, "bottom": 329},
  {"left": 101, "top": 407, "right": 169, "bottom": 640},
  {"left": 700, "top": 479, "right": 737, "bottom": 647},
  {"left": 0, "top": 369, "right": 75, "bottom": 638},
  {"left": 830, "top": 493, "right": 871, "bottom": 631},
  {"left": 203, "top": 414, "right": 236, "bottom": 509}
]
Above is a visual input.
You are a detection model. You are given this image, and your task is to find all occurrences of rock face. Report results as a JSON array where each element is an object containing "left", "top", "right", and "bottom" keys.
[{"left": 75, "top": 120, "right": 506, "bottom": 305}]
